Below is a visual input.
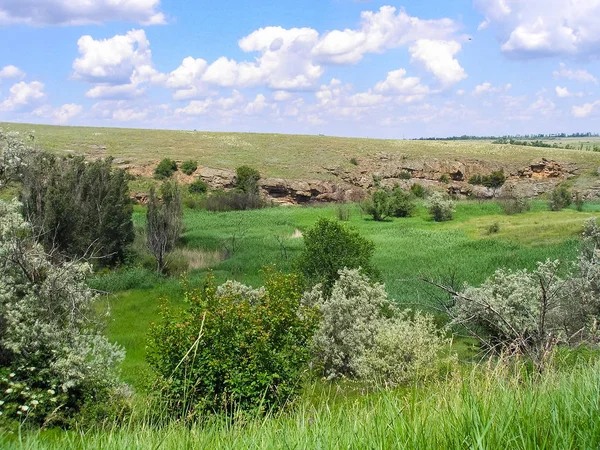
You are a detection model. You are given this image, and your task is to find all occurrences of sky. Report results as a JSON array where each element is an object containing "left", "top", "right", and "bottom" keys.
[{"left": 0, "top": 0, "right": 600, "bottom": 139}]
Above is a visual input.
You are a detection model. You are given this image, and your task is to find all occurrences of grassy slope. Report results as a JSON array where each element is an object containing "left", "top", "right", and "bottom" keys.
[
  {"left": 3, "top": 122, "right": 600, "bottom": 180},
  {"left": 102, "top": 201, "right": 599, "bottom": 387}
]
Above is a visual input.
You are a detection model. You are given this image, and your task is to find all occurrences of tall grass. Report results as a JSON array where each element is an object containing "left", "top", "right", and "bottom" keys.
[{"left": 4, "top": 362, "right": 600, "bottom": 449}]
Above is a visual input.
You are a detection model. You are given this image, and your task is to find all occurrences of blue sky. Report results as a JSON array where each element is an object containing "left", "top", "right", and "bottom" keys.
[{"left": 0, "top": 0, "right": 599, "bottom": 138}]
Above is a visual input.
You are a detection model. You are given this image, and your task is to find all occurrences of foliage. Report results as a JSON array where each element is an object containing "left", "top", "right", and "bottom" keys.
[
  {"left": 575, "top": 192, "right": 585, "bottom": 212},
  {"left": 20, "top": 153, "right": 134, "bottom": 267},
  {"left": 205, "top": 190, "right": 267, "bottom": 211},
  {"left": 146, "top": 181, "right": 183, "bottom": 274},
  {"left": 296, "top": 218, "right": 377, "bottom": 291},
  {"left": 0, "top": 130, "right": 30, "bottom": 189},
  {"left": 349, "top": 157, "right": 358, "bottom": 166},
  {"left": 549, "top": 185, "right": 572, "bottom": 211},
  {"left": 0, "top": 200, "right": 127, "bottom": 428},
  {"left": 188, "top": 179, "right": 208, "bottom": 195},
  {"left": 336, "top": 203, "right": 350, "bottom": 221},
  {"left": 154, "top": 159, "right": 178, "bottom": 180},
  {"left": 410, "top": 183, "right": 428, "bottom": 198},
  {"left": 235, "top": 166, "right": 261, "bottom": 194},
  {"left": 425, "top": 191, "right": 455, "bottom": 222},
  {"left": 146, "top": 271, "right": 319, "bottom": 418},
  {"left": 439, "top": 174, "right": 450, "bottom": 184},
  {"left": 399, "top": 171, "right": 411, "bottom": 180},
  {"left": 303, "top": 269, "right": 452, "bottom": 385},
  {"left": 468, "top": 171, "right": 507, "bottom": 189},
  {"left": 501, "top": 195, "right": 531, "bottom": 215},
  {"left": 389, "top": 185, "right": 416, "bottom": 218},
  {"left": 362, "top": 189, "right": 393, "bottom": 221},
  {"left": 486, "top": 222, "right": 500, "bottom": 234},
  {"left": 180, "top": 160, "right": 198, "bottom": 176}
]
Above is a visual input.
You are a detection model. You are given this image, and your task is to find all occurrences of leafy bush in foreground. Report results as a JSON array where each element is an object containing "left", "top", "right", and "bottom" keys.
[
  {"left": 296, "top": 218, "right": 377, "bottom": 291},
  {"left": 425, "top": 192, "right": 455, "bottom": 222},
  {"left": 0, "top": 200, "right": 127, "bottom": 429},
  {"left": 303, "top": 269, "right": 452, "bottom": 385},
  {"left": 147, "top": 271, "right": 319, "bottom": 418}
]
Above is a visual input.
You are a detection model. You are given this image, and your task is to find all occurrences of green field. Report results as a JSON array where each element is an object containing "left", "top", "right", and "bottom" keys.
[
  {"left": 84, "top": 200, "right": 599, "bottom": 388},
  {"left": 3, "top": 123, "right": 600, "bottom": 181}
]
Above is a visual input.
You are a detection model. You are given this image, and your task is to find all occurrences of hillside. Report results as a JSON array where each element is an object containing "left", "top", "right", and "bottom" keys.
[{"left": 2, "top": 122, "right": 600, "bottom": 202}]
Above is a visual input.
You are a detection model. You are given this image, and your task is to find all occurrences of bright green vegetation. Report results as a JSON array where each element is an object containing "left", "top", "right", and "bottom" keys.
[
  {"left": 95, "top": 200, "right": 600, "bottom": 387},
  {"left": 4, "top": 362, "right": 600, "bottom": 449},
  {"left": 3, "top": 122, "right": 600, "bottom": 181}
]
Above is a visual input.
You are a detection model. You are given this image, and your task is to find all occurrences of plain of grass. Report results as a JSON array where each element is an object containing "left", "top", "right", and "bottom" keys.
[{"left": 4, "top": 362, "right": 600, "bottom": 449}]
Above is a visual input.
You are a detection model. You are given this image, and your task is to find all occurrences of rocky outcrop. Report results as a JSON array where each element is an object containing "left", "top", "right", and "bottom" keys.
[
  {"left": 198, "top": 167, "right": 236, "bottom": 189},
  {"left": 260, "top": 178, "right": 365, "bottom": 204}
]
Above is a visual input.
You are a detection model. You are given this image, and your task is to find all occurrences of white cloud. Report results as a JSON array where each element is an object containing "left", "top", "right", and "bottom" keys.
[
  {"left": 553, "top": 63, "right": 598, "bottom": 85},
  {"left": 555, "top": 86, "right": 583, "bottom": 98},
  {"left": 572, "top": 100, "right": 600, "bottom": 118},
  {"left": 175, "top": 91, "right": 246, "bottom": 117},
  {"left": 52, "top": 104, "right": 83, "bottom": 123},
  {"left": 472, "top": 82, "right": 511, "bottom": 96},
  {"left": 409, "top": 40, "right": 467, "bottom": 88},
  {"left": 0, "top": 0, "right": 165, "bottom": 26},
  {"left": 312, "top": 6, "right": 460, "bottom": 64},
  {"left": 0, "top": 65, "right": 25, "bottom": 80},
  {"left": 244, "top": 94, "right": 277, "bottom": 115},
  {"left": 374, "top": 69, "right": 430, "bottom": 95},
  {"left": 475, "top": 0, "right": 600, "bottom": 57},
  {"left": 273, "top": 91, "right": 293, "bottom": 101},
  {"left": 73, "top": 29, "right": 164, "bottom": 99},
  {"left": 0, "top": 81, "right": 45, "bottom": 111}
]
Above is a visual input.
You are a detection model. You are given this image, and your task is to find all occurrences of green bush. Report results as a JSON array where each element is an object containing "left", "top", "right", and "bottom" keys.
[
  {"left": 296, "top": 218, "right": 378, "bottom": 291},
  {"left": 410, "top": 183, "right": 428, "bottom": 198},
  {"left": 349, "top": 157, "right": 359, "bottom": 166},
  {"left": 336, "top": 203, "right": 350, "bottom": 221},
  {"left": 146, "top": 271, "right": 319, "bottom": 419},
  {"left": 469, "top": 171, "right": 507, "bottom": 190},
  {"left": 362, "top": 190, "right": 393, "bottom": 221},
  {"left": 399, "top": 171, "right": 411, "bottom": 180},
  {"left": 180, "top": 160, "right": 198, "bottom": 176},
  {"left": 205, "top": 190, "right": 267, "bottom": 211},
  {"left": 154, "top": 159, "right": 178, "bottom": 180},
  {"left": 439, "top": 174, "right": 450, "bottom": 184},
  {"left": 235, "top": 166, "right": 261, "bottom": 194},
  {"left": 575, "top": 192, "right": 585, "bottom": 212},
  {"left": 302, "top": 268, "right": 452, "bottom": 385},
  {"left": 390, "top": 185, "right": 416, "bottom": 218},
  {"left": 549, "top": 186, "right": 572, "bottom": 211},
  {"left": 189, "top": 179, "right": 208, "bottom": 195},
  {"left": 501, "top": 196, "right": 531, "bottom": 215},
  {"left": 425, "top": 192, "right": 455, "bottom": 222}
]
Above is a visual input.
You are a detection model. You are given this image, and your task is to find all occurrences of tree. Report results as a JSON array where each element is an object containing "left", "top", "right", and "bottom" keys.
[
  {"left": 154, "top": 158, "right": 178, "bottom": 180},
  {"left": 0, "top": 199, "right": 126, "bottom": 428},
  {"left": 146, "top": 181, "right": 183, "bottom": 274},
  {"left": 362, "top": 189, "right": 393, "bottom": 221},
  {"left": 20, "top": 153, "right": 134, "bottom": 267},
  {"left": 296, "top": 218, "right": 378, "bottom": 291},
  {"left": 235, "top": 166, "right": 261, "bottom": 194}
]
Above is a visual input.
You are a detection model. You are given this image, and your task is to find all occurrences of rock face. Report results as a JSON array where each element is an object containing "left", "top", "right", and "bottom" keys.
[
  {"left": 260, "top": 178, "right": 365, "bottom": 204},
  {"left": 198, "top": 168, "right": 236, "bottom": 189}
]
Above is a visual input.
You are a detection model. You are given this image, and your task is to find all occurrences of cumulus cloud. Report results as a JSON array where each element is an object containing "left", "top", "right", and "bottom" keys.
[
  {"left": 0, "top": 0, "right": 165, "bottom": 26},
  {"left": 0, "top": 65, "right": 25, "bottom": 80},
  {"left": 375, "top": 69, "right": 431, "bottom": 95},
  {"left": 73, "top": 29, "right": 164, "bottom": 99},
  {"left": 33, "top": 103, "right": 83, "bottom": 124},
  {"left": 0, "top": 81, "right": 46, "bottom": 111},
  {"left": 472, "top": 82, "right": 511, "bottom": 96},
  {"left": 175, "top": 91, "right": 246, "bottom": 117},
  {"left": 409, "top": 40, "right": 467, "bottom": 87},
  {"left": 553, "top": 63, "right": 598, "bottom": 85},
  {"left": 572, "top": 100, "right": 600, "bottom": 118},
  {"left": 475, "top": 0, "right": 600, "bottom": 57},
  {"left": 555, "top": 86, "right": 583, "bottom": 98}
]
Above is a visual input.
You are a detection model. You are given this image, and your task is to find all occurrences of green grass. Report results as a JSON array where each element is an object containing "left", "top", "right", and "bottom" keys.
[
  {"left": 3, "top": 122, "right": 600, "bottom": 181},
  {"left": 97, "top": 200, "right": 598, "bottom": 388},
  {"left": 5, "top": 362, "right": 600, "bottom": 449}
]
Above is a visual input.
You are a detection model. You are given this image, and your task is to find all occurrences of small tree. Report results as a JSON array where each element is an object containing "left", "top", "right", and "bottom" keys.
[
  {"left": 296, "top": 218, "right": 377, "bottom": 291},
  {"left": 362, "top": 189, "right": 393, "bottom": 221},
  {"left": 154, "top": 159, "right": 178, "bottom": 180},
  {"left": 180, "top": 160, "right": 198, "bottom": 176},
  {"left": 549, "top": 185, "right": 572, "bottom": 211},
  {"left": 235, "top": 166, "right": 261, "bottom": 194},
  {"left": 146, "top": 181, "right": 183, "bottom": 274},
  {"left": 390, "top": 185, "right": 416, "bottom": 218},
  {"left": 425, "top": 192, "right": 455, "bottom": 222}
]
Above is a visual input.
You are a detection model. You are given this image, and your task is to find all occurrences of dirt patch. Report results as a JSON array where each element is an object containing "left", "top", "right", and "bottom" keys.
[{"left": 291, "top": 229, "right": 303, "bottom": 239}]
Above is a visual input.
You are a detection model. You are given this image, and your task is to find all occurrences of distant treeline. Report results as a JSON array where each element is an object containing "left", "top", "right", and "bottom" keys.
[{"left": 415, "top": 132, "right": 599, "bottom": 141}]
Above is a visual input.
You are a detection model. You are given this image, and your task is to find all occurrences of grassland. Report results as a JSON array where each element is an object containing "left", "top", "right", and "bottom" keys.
[{"left": 3, "top": 122, "right": 600, "bottom": 181}]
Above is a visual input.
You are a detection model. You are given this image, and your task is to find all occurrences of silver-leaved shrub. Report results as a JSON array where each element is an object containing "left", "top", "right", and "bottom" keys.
[
  {"left": 303, "top": 268, "right": 453, "bottom": 386},
  {"left": 0, "top": 199, "right": 127, "bottom": 428},
  {"left": 425, "top": 191, "right": 456, "bottom": 222}
]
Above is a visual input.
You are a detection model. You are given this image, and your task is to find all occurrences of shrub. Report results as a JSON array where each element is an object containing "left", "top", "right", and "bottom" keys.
[
  {"left": 469, "top": 171, "right": 507, "bottom": 190},
  {"left": 575, "top": 192, "right": 585, "bottom": 212},
  {"left": 154, "top": 158, "right": 178, "bottom": 180},
  {"left": 549, "top": 186, "right": 572, "bottom": 211},
  {"left": 146, "top": 271, "right": 319, "bottom": 418},
  {"left": 362, "top": 190, "right": 393, "bottom": 221},
  {"left": 487, "top": 222, "right": 500, "bottom": 234},
  {"left": 303, "top": 269, "right": 452, "bottom": 385},
  {"left": 349, "top": 157, "right": 359, "bottom": 166},
  {"left": 205, "top": 190, "right": 267, "bottom": 211},
  {"left": 296, "top": 218, "right": 378, "bottom": 291},
  {"left": 180, "top": 160, "right": 198, "bottom": 176},
  {"left": 0, "top": 199, "right": 127, "bottom": 429},
  {"left": 399, "top": 171, "right": 411, "bottom": 180},
  {"left": 235, "top": 166, "right": 261, "bottom": 194},
  {"left": 439, "top": 174, "right": 450, "bottom": 184},
  {"left": 390, "top": 185, "right": 416, "bottom": 218},
  {"left": 336, "top": 203, "right": 350, "bottom": 221},
  {"left": 189, "top": 179, "right": 208, "bottom": 195},
  {"left": 425, "top": 192, "right": 455, "bottom": 222},
  {"left": 501, "top": 196, "right": 531, "bottom": 215},
  {"left": 410, "top": 183, "right": 428, "bottom": 198},
  {"left": 21, "top": 154, "right": 134, "bottom": 267}
]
